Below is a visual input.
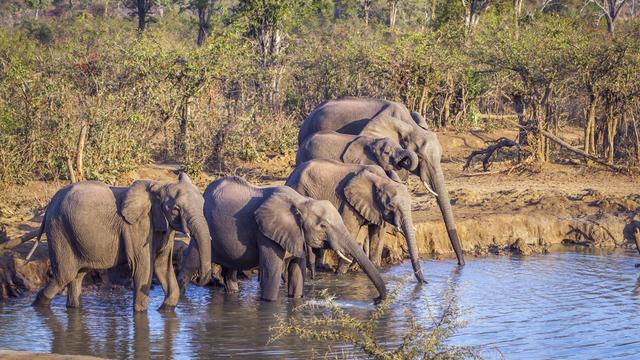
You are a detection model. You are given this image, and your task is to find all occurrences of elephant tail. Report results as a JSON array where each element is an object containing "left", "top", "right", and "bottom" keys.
[{"left": 25, "top": 213, "right": 46, "bottom": 262}]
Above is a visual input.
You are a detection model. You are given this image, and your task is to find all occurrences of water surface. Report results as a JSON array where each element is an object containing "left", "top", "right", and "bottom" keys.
[{"left": 1, "top": 248, "right": 639, "bottom": 359}]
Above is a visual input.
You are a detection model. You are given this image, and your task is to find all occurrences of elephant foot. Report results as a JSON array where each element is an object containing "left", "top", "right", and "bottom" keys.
[
  {"left": 158, "top": 303, "right": 176, "bottom": 313},
  {"left": 66, "top": 301, "right": 81, "bottom": 309},
  {"left": 260, "top": 296, "right": 277, "bottom": 302},
  {"left": 336, "top": 263, "right": 350, "bottom": 275},
  {"left": 133, "top": 304, "right": 149, "bottom": 313},
  {"left": 32, "top": 293, "right": 52, "bottom": 308},
  {"left": 225, "top": 282, "right": 239, "bottom": 293}
]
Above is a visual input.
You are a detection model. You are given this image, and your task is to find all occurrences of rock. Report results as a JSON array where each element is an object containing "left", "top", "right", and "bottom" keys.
[{"left": 0, "top": 350, "right": 106, "bottom": 359}]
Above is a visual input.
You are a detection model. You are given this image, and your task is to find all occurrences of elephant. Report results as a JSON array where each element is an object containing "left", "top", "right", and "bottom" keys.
[
  {"left": 296, "top": 130, "right": 419, "bottom": 182},
  {"left": 30, "top": 173, "right": 212, "bottom": 312},
  {"left": 285, "top": 159, "right": 426, "bottom": 283},
  {"left": 298, "top": 97, "right": 465, "bottom": 266},
  {"left": 177, "top": 176, "right": 387, "bottom": 302}
]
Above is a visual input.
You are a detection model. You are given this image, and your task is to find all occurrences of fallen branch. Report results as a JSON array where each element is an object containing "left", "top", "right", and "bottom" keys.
[
  {"left": 463, "top": 137, "right": 519, "bottom": 171},
  {"left": 0, "top": 230, "right": 39, "bottom": 251},
  {"left": 516, "top": 125, "right": 627, "bottom": 173}
]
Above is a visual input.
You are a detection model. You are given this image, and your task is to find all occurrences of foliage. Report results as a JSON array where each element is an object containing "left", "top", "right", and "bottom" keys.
[
  {"left": 268, "top": 282, "right": 480, "bottom": 359},
  {"left": 0, "top": 1, "right": 639, "bottom": 185}
]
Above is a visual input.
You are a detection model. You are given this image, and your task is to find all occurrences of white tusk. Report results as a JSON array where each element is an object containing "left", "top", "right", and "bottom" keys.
[
  {"left": 423, "top": 181, "right": 438, "bottom": 197},
  {"left": 336, "top": 250, "right": 352, "bottom": 264}
]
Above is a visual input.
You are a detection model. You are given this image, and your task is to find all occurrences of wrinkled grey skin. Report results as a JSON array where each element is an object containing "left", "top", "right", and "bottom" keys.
[
  {"left": 298, "top": 97, "right": 465, "bottom": 266},
  {"left": 31, "top": 173, "right": 212, "bottom": 312},
  {"left": 296, "top": 131, "right": 419, "bottom": 182},
  {"left": 286, "top": 159, "right": 426, "bottom": 283},
  {"left": 178, "top": 176, "right": 387, "bottom": 302}
]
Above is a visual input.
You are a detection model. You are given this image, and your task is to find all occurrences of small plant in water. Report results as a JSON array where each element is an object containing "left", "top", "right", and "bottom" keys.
[{"left": 268, "top": 280, "right": 481, "bottom": 359}]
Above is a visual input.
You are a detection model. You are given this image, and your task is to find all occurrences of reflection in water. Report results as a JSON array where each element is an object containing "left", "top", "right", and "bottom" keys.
[{"left": 0, "top": 249, "right": 638, "bottom": 359}]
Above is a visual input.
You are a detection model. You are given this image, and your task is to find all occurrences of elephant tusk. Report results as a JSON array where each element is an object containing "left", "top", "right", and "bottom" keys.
[
  {"left": 422, "top": 181, "right": 438, "bottom": 197},
  {"left": 336, "top": 250, "right": 352, "bottom": 264}
]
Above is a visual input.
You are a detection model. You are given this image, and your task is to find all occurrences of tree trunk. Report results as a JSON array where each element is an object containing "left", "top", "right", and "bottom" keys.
[
  {"left": 584, "top": 93, "right": 598, "bottom": 156},
  {"left": 606, "top": 107, "right": 618, "bottom": 164},
  {"left": 388, "top": 0, "right": 398, "bottom": 28},
  {"left": 137, "top": 0, "right": 147, "bottom": 32},
  {"left": 178, "top": 99, "right": 190, "bottom": 162},
  {"left": 513, "top": 94, "right": 528, "bottom": 147},
  {"left": 75, "top": 122, "right": 88, "bottom": 181}
]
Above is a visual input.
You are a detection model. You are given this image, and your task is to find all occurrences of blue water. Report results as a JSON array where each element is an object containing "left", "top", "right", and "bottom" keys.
[{"left": 0, "top": 248, "right": 639, "bottom": 359}]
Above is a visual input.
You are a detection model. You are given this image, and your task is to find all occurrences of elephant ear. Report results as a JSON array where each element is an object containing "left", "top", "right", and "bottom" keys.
[
  {"left": 255, "top": 189, "right": 305, "bottom": 258},
  {"left": 410, "top": 111, "right": 429, "bottom": 130},
  {"left": 360, "top": 115, "right": 414, "bottom": 145},
  {"left": 121, "top": 180, "right": 169, "bottom": 232},
  {"left": 344, "top": 170, "right": 384, "bottom": 225}
]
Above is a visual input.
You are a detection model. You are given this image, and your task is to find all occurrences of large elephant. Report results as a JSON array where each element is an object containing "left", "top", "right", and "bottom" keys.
[
  {"left": 31, "top": 173, "right": 212, "bottom": 312},
  {"left": 298, "top": 97, "right": 465, "bottom": 265},
  {"left": 178, "top": 176, "right": 387, "bottom": 302},
  {"left": 286, "top": 159, "right": 426, "bottom": 283},
  {"left": 296, "top": 130, "right": 419, "bottom": 182}
]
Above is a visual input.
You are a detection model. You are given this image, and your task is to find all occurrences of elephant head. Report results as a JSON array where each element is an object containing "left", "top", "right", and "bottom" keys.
[
  {"left": 344, "top": 168, "right": 426, "bottom": 283},
  {"left": 255, "top": 188, "right": 387, "bottom": 301},
  {"left": 368, "top": 137, "right": 419, "bottom": 175},
  {"left": 361, "top": 115, "right": 465, "bottom": 266},
  {"left": 121, "top": 173, "right": 212, "bottom": 286}
]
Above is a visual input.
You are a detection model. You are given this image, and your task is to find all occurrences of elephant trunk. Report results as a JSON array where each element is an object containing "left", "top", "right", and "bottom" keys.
[
  {"left": 186, "top": 214, "right": 212, "bottom": 286},
  {"left": 395, "top": 149, "right": 419, "bottom": 171},
  {"left": 342, "top": 234, "right": 387, "bottom": 302},
  {"left": 429, "top": 164, "right": 465, "bottom": 266},
  {"left": 397, "top": 209, "right": 426, "bottom": 283}
]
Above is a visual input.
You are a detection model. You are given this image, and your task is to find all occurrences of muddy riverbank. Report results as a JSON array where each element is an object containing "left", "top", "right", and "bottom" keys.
[{"left": 1, "top": 129, "right": 638, "bottom": 298}]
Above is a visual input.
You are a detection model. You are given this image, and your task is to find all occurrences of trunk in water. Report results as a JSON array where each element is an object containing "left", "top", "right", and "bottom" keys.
[
  {"left": 344, "top": 236, "right": 387, "bottom": 301},
  {"left": 399, "top": 211, "right": 426, "bottom": 283},
  {"left": 431, "top": 165, "right": 465, "bottom": 266},
  {"left": 187, "top": 215, "right": 212, "bottom": 286}
]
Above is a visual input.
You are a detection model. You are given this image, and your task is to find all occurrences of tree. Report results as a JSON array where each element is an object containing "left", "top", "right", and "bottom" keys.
[
  {"left": 584, "top": 0, "right": 628, "bottom": 33},
  {"left": 180, "top": 0, "right": 219, "bottom": 46},
  {"left": 461, "top": 0, "right": 489, "bottom": 33},
  {"left": 25, "top": 0, "right": 51, "bottom": 19},
  {"left": 122, "top": 0, "right": 157, "bottom": 31}
]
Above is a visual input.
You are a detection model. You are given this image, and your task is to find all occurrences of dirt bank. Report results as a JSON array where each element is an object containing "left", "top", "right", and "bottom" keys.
[{"left": 1, "top": 129, "right": 638, "bottom": 298}]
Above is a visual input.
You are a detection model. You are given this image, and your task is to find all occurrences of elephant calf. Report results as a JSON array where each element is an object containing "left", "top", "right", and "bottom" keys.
[
  {"left": 286, "top": 159, "right": 426, "bottom": 283},
  {"left": 178, "top": 176, "right": 387, "bottom": 302},
  {"left": 31, "top": 173, "right": 212, "bottom": 312},
  {"left": 296, "top": 131, "right": 418, "bottom": 182}
]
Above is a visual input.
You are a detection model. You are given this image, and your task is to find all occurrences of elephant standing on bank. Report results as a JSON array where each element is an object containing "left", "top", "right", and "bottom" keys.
[
  {"left": 178, "top": 176, "right": 387, "bottom": 302},
  {"left": 298, "top": 97, "right": 465, "bottom": 266},
  {"left": 31, "top": 173, "right": 212, "bottom": 312},
  {"left": 286, "top": 159, "right": 426, "bottom": 283},
  {"left": 296, "top": 131, "right": 419, "bottom": 182}
]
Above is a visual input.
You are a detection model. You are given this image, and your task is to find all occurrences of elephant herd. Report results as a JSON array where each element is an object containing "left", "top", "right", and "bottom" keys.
[{"left": 29, "top": 97, "right": 465, "bottom": 312}]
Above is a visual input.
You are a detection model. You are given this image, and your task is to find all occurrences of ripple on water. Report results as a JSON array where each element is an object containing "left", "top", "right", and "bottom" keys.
[{"left": 0, "top": 249, "right": 638, "bottom": 359}]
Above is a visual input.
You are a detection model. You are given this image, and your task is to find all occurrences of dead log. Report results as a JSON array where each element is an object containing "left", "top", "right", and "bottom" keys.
[
  {"left": 0, "top": 230, "right": 39, "bottom": 251},
  {"left": 516, "top": 124, "right": 627, "bottom": 172},
  {"left": 463, "top": 137, "right": 519, "bottom": 171}
]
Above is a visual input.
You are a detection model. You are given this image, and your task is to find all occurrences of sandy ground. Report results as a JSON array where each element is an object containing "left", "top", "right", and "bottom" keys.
[{"left": 0, "top": 128, "right": 638, "bottom": 297}]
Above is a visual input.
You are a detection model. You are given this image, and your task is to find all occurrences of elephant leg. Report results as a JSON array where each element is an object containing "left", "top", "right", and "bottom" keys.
[
  {"left": 307, "top": 247, "right": 316, "bottom": 280},
  {"left": 34, "top": 261, "right": 78, "bottom": 307},
  {"left": 155, "top": 242, "right": 179, "bottom": 311},
  {"left": 222, "top": 267, "right": 239, "bottom": 293},
  {"left": 369, "top": 224, "right": 386, "bottom": 267},
  {"left": 133, "top": 246, "right": 153, "bottom": 313},
  {"left": 66, "top": 271, "right": 87, "bottom": 308},
  {"left": 258, "top": 240, "right": 284, "bottom": 302},
  {"left": 287, "top": 257, "right": 306, "bottom": 298}
]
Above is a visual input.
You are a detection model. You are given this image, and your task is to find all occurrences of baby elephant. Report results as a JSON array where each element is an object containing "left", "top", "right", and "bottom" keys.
[
  {"left": 31, "top": 173, "right": 212, "bottom": 312},
  {"left": 296, "top": 131, "right": 418, "bottom": 182},
  {"left": 178, "top": 176, "right": 387, "bottom": 302}
]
